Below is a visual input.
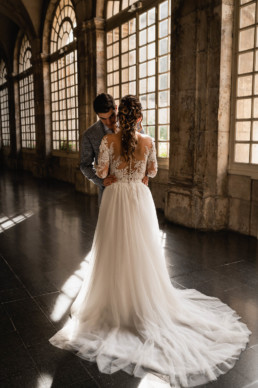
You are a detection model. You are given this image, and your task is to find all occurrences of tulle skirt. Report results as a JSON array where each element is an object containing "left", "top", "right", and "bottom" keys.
[{"left": 49, "top": 181, "right": 251, "bottom": 387}]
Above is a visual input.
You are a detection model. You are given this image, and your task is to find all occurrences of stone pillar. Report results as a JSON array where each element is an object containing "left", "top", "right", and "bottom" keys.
[
  {"left": 6, "top": 74, "right": 19, "bottom": 167},
  {"left": 30, "top": 38, "right": 48, "bottom": 177},
  {"left": 75, "top": 17, "right": 105, "bottom": 194},
  {"left": 165, "top": 0, "right": 230, "bottom": 230}
]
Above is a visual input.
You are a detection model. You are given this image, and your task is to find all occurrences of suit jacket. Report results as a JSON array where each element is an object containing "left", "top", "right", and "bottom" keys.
[{"left": 80, "top": 120, "right": 111, "bottom": 204}]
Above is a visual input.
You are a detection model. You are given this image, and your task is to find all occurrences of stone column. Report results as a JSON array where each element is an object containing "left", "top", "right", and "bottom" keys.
[
  {"left": 165, "top": 0, "right": 230, "bottom": 230},
  {"left": 75, "top": 17, "right": 105, "bottom": 194},
  {"left": 30, "top": 38, "right": 48, "bottom": 177}
]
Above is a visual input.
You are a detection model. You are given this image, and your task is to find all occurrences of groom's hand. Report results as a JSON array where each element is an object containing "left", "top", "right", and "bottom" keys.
[
  {"left": 103, "top": 175, "right": 117, "bottom": 187},
  {"left": 142, "top": 176, "right": 149, "bottom": 186}
]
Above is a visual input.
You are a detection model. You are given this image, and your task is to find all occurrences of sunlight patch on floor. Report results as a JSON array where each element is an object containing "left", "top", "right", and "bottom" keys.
[
  {"left": 0, "top": 211, "right": 33, "bottom": 233},
  {"left": 36, "top": 373, "right": 53, "bottom": 388},
  {"left": 138, "top": 373, "right": 171, "bottom": 388},
  {"left": 50, "top": 252, "right": 91, "bottom": 322}
]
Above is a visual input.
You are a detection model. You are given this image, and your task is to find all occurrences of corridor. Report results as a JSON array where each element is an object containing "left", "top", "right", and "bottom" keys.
[{"left": 0, "top": 170, "right": 258, "bottom": 388}]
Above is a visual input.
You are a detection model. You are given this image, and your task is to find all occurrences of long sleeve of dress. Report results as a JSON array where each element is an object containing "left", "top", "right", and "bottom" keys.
[
  {"left": 147, "top": 140, "right": 158, "bottom": 178},
  {"left": 96, "top": 136, "right": 110, "bottom": 179},
  {"left": 80, "top": 131, "right": 104, "bottom": 188}
]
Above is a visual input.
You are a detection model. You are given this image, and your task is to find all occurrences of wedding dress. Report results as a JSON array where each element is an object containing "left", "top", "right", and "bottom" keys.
[{"left": 49, "top": 132, "right": 251, "bottom": 387}]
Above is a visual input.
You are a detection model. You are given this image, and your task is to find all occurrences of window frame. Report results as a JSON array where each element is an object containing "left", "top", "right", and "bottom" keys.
[
  {"left": 17, "top": 35, "right": 36, "bottom": 152},
  {"left": 0, "top": 61, "right": 10, "bottom": 148},
  {"left": 105, "top": 0, "right": 171, "bottom": 167},
  {"left": 229, "top": 0, "right": 258, "bottom": 178},
  {"left": 49, "top": 0, "right": 79, "bottom": 156}
]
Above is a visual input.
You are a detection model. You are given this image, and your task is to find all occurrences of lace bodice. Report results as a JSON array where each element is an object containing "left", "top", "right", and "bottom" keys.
[{"left": 96, "top": 133, "right": 157, "bottom": 183}]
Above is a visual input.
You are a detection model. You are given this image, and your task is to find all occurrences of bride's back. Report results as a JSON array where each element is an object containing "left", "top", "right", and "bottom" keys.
[{"left": 98, "top": 131, "right": 157, "bottom": 182}]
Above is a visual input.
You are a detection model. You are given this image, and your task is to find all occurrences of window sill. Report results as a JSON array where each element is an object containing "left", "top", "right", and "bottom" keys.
[{"left": 228, "top": 164, "right": 258, "bottom": 180}]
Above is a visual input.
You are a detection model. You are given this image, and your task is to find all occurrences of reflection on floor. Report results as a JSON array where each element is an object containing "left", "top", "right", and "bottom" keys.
[{"left": 0, "top": 169, "right": 258, "bottom": 388}]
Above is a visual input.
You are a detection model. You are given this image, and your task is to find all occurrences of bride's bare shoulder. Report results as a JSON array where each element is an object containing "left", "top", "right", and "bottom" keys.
[{"left": 137, "top": 133, "right": 153, "bottom": 148}]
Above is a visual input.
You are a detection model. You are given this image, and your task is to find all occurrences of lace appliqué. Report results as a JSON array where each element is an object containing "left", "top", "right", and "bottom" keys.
[
  {"left": 96, "top": 136, "right": 158, "bottom": 182},
  {"left": 96, "top": 136, "right": 110, "bottom": 179}
]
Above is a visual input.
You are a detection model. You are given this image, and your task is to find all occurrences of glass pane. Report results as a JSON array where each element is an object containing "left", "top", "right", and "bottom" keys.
[
  {"left": 148, "top": 42, "right": 155, "bottom": 59},
  {"left": 129, "top": 50, "right": 136, "bottom": 65},
  {"left": 141, "top": 95, "right": 147, "bottom": 109},
  {"left": 251, "top": 144, "right": 258, "bottom": 163},
  {"left": 237, "top": 75, "right": 253, "bottom": 96},
  {"left": 129, "top": 19, "right": 136, "bottom": 34},
  {"left": 159, "top": 73, "right": 169, "bottom": 90},
  {"left": 236, "top": 121, "right": 251, "bottom": 140},
  {"left": 140, "top": 79, "right": 147, "bottom": 93},
  {"left": 159, "top": 125, "right": 168, "bottom": 140},
  {"left": 148, "top": 8, "right": 155, "bottom": 26},
  {"left": 255, "top": 74, "right": 258, "bottom": 94},
  {"left": 122, "top": 53, "right": 128, "bottom": 68},
  {"left": 236, "top": 98, "right": 252, "bottom": 118},
  {"left": 241, "top": 0, "right": 252, "bottom": 4},
  {"left": 129, "top": 34, "right": 136, "bottom": 50},
  {"left": 148, "top": 59, "right": 155, "bottom": 76},
  {"left": 148, "top": 109, "right": 155, "bottom": 125},
  {"left": 140, "top": 29, "right": 147, "bottom": 46},
  {"left": 122, "top": 83, "right": 129, "bottom": 95},
  {"left": 235, "top": 143, "right": 250, "bottom": 163},
  {"left": 121, "top": 38, "right": 128, "bottom": 53},
  {"left": 129, "top": 81, "right": 136, "bottom": 94},
  {"left": 147, "top": 126, "right": 155, "bottom": 138},
  {"left": 159, "top": 37, "right": 169, "bottom": 55},
  {"left": 159, "top": 1, "right": 169, "bottom": 20},
  {"left": 107, "top": 59, "right": 112, "bottom": 72},
  {"left": 148, "top": 93, "right": 155, "bottom": 108},
  {"left": 240, "top": 3, "right": 256, "bottom": 29},
  {"left": 129, "top": 65, "right": 136, "bottom": 81},
  {"left": 140, "top": 62, "right": 147, "bottom": 78},
  {"left": 159, "top": 20, "right": 168, "bottom": 38},
  {"left": 113, "top": 27, "right": 119, "bottom": 41},
  {"left": 239, "top": 28, "right": 254, "bottom": 51},
  {"left": 122, "top": 68, "right": 129, "bottom": 83},
  {"left": 114, "top": 71, "right": 119, "bottom": 84},
  {"left": 140, "top": 12, "right": 147, "bottom": 29},
  {"left": 254, "top": 97, "right": 258, "bottom": 117},
  {"left": 159, "top": 91, "right": 169, "bottom": 107},
  {"left": 148, "top": 76, "right": 156, "bottom": 92},
  {"left": 253, "top": 121, "right": 258, "bottom": 140},
  {"left": 158, "top": 142, "right": 169, "bottom": 157},
  {"left": 107, "top": 31, "right": 112, "bottom": 45},
  {"left": 123, "top": 22, "right": 130, "bottom": 38},
  {"left": 159, "top": 55, "right": 169, "bottom": 73},
  {"left": 238, "top": 52, "right": 253, "bottom": 74},
  {"left": 140, "top": 46, "right": 146, "bottom": 62},
  {"left": 106, "top": 1, "right": 113, "bottom": 19},
  {"left": 148, "top": 25, "right": 155, "bottom": 43},
  {"left": 159, "top": 108, "right": 169, "bottom": 124}
]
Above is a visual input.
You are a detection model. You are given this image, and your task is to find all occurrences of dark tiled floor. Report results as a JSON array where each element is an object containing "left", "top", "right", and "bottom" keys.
[{"left": 0, "top": 169, "right": 258, "bottom": 388}]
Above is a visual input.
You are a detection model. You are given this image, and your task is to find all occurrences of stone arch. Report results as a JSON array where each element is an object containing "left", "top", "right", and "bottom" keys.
[
  {"left": 42, "top": 0, "right": 80, "bottom": 55},
  {"left": 0, "top": 0, "right": 36, "bottom": 43}
]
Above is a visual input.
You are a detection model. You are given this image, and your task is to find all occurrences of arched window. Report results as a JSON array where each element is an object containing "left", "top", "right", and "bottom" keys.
[
  {"left": 0, "top": 60, "right": 10, "bottom": 147},
  {"left": 50, "top": 0, "right": 78, "bottom": 153},
  {"left": 106, "top": 0, "right": 171, "bottom": 159},
  {"left": 230, "top": 0, "right": 258, "bottom": 174},
  {"left": 18, "top": 34, "right": 36, "bottom": 149}
]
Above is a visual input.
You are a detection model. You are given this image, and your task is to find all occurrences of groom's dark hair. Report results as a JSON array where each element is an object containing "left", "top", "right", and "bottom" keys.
[{"left": 93, "top": 93, "right": 116, "bottom": 114}]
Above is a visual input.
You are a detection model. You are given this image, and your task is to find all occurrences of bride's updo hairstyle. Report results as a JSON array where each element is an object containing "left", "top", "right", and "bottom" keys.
[{"left": 118, "top": 95, "right": 142, "bottom": 161}]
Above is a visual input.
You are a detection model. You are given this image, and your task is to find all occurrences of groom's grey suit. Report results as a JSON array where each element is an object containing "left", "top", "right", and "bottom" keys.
[{"left": 80, "top": 120, "right": 113, "bottom": 204}]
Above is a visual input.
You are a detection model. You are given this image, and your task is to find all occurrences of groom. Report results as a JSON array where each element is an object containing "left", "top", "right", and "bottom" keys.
[{"left": 80, "top": 93, "right": 118, "bottom": 205}]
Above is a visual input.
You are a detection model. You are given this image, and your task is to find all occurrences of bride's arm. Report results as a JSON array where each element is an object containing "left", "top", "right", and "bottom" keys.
[
  {"left": 147, "top": 139, "right": 158, "bottom": 178},
  {"left": 96, "top": 136, "right": 110, "bottom": 179}
]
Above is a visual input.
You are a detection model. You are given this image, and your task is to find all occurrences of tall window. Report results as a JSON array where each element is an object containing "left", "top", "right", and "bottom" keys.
[
  {"left": 0, "top": 60, "right": 10, "bottom": 147},
  {"left": 50, "top": 0, "right": 79, "bottom": 153},
  {"left": 232, "top": 0, "right": 258, "bottom": 168},
  {"left": 106, "top": 0, "right": 171, "bottom": 158},
  {"left": 18, "top": 35, "right": 36, "bottom": 149}
]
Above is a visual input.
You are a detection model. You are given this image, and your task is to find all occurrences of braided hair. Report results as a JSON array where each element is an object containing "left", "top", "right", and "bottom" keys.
[{"left": 118, "top": 95, "right": 142, "bottom": 161}]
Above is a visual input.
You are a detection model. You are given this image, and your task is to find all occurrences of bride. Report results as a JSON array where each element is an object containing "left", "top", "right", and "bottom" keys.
[{"left": 50, "top": 95, "right": 251, "bottom": 387}]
